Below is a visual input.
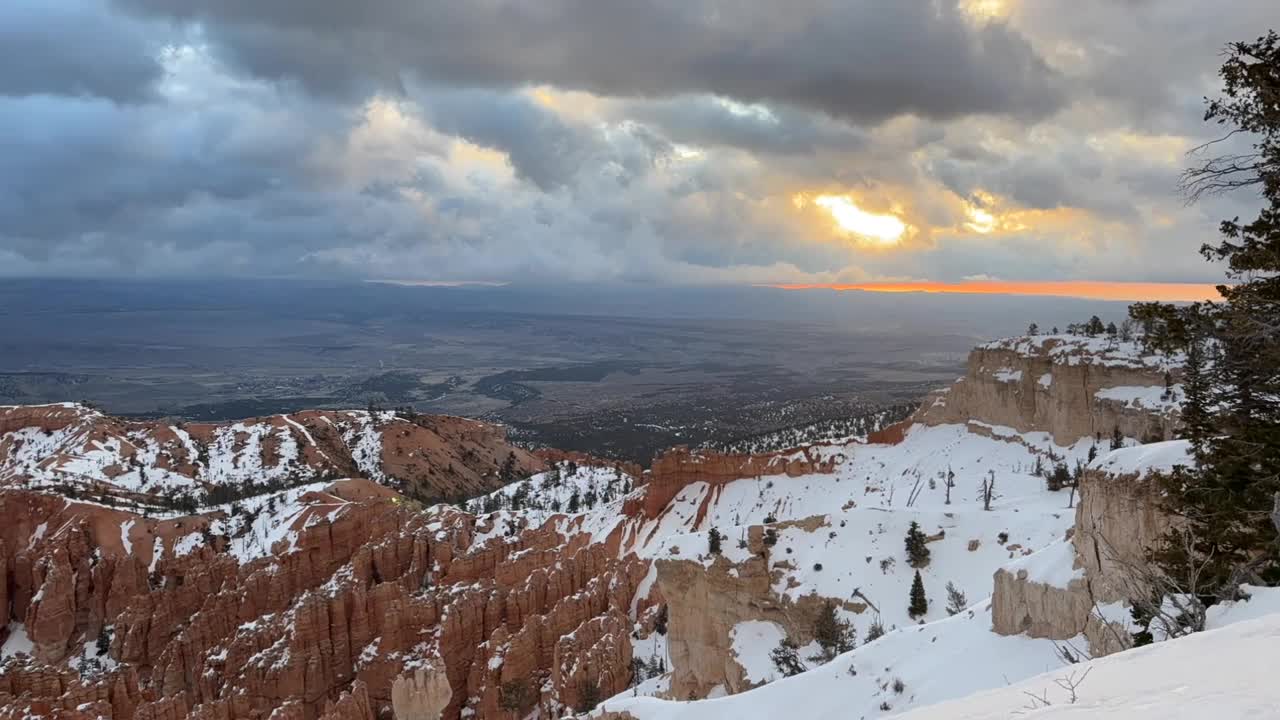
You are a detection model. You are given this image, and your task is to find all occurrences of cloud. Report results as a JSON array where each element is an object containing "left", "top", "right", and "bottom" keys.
[
  {"left": 1, "top": 0, "right": 163, "bottom": 102},
  {"left": 1, "top": 0, "right": 1272, "bottom": 289},
  {"left": 114, "top": 0, "right": 1065, "bottom": 123}
]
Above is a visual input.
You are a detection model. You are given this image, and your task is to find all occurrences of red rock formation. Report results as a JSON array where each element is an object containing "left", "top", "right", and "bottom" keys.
[
  {"left": 865, "top": 420, "right": 910, "bottom": 446},
  {"left": 644, "top": 446, "right": 838, "bottom": 518},
  {"left": 0, "top": 483, "right": 651, "bottom": 720},
  {"left": 534, "top": 448, "right": 643, "bottom": 480},
  {"left": 0, "top": 404, "right": 843, "bottom": 720}
]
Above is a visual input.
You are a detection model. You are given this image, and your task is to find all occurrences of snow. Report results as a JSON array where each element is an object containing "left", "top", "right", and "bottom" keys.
[
  {"left": 470, "top": 422, "right": 1086, "bottom": 646},
  {"left": 1095, "top": 384, "right": 1183, "bottom": 412},
  {"left": 1088, "top": 440, "right": 1193, "bottom": 477},
  {"left": 0, "top": 405, "right": 405, "bottom": 514},
  {"left": 0, "top": 624, "right": 33, "bottom": 659},
  {"left": 211, "top": 481, "right": 350, "bottom": 563},
  {"left": 981, "top": 334, "right": 1181, "bottom": 371},
  {"left": 891, "top": 611, "right": 1280, "bottom": 720},
  {"left": 602, "top": 599, "right": 1080, "bottom": 720},
  {"left": 172, "top": 531, "right": 204, "bottom": 558},
  {"left": 608, "top": 601, "right": 1280, "bottom": 720},
  {"left": 992, "top": 368, "right": 1022, "bottom": 383},
  {"left": 119, "top": 520, "right": 134, "bottom": 555},
  {"left": 1002, "top": 539, "right": 1082, "bottom": 589},
  {"left": 27, "top": 522, "right": 47, "bottom": 551},
  {"left": 730, "top": 621, "right": 787, "bottom": 685},
  {"left": 1205, "top": 585, "right": 1280, "bottom": 630},
  {"left": 1037, "top": 373, "right": 1053, "bottom": 388}
]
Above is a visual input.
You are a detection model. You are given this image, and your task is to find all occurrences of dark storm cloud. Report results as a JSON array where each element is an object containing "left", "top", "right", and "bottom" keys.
[
  {"left": 113, "top": 0, "right": 1065, "bottom": 123},
  {"left": 2, "top": 0, "right": 1273, "bottom": 286},
  {"left": 1, "top": 0, "right": 162, "bottom": 102}
]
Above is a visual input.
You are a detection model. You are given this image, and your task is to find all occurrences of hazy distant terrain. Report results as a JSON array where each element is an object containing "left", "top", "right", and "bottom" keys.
[{"left": 0, "top": 278, "right": 1132, "bottom": 462}]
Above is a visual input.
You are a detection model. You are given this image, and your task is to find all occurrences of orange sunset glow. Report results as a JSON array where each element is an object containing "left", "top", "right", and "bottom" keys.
[{"left": 769, "top": 280, "right": 1223, "bottom": 303}]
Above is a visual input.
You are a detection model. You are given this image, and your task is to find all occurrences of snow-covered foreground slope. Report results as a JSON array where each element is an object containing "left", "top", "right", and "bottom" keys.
[
  {"left": 604, "top": 597, "right": 1079, "bottom": 719},
  {"left": 603, "top": 592, "right": 1280, "bottom": 720},
  {"left": 895, "top": 609, "right": 1280, "bottom": 720}
]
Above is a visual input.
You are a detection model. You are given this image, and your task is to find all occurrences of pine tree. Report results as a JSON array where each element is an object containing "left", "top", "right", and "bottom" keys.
[
  {"left": 1150, "top": 31, "right": 1280, "bottom": 596},
  {"left": 1110, "top": 425, "right": 1125, "bottom": 451},
  {"left": 944, "top": 582, "right": 968, "bottom": 615},
  {"left": 908, "top": 570, "right": 928, "bottom": 618},
  {"left": 1047, "top": 463, "right": 1071, "bottom": 492},
  {"left": 1180, "top": 310, "right": 1215, "bottom": 462},
  {"left": 904, "top": 521, "right": 930, "bottom": 567},
  {"left": 708, "top": 526, "right": 722, "bottom": 555},
  {"left": 770, "top": 638, "right": 806, "bottom": 677},
  {"left": 95, "top": 627, "right": 111, "bottom": 657},
  {"left": 1027, "top": 323, "right": 1039, "bottom": 335},
  {"left": 1086, "top": 315, "right": 1105, "bottom": 336},
  {"left": 811, "top": 600, "right": 855, "bottom": 662}
]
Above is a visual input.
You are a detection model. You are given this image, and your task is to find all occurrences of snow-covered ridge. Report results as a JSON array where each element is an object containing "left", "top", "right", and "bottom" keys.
[
  {"left": 1087, "top": 439, "right": 1194, "bottom": 477},
  {"left": 0, "top": 403, "right": 535, "bottom": 513},
  {"left": 979, "top": 334, "right": 1182, "bottom": 371}
]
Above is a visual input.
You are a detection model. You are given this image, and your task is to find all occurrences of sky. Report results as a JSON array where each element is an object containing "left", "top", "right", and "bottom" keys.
[{"left": 1, "top": 0, "right": 1274, "bottom": 297}]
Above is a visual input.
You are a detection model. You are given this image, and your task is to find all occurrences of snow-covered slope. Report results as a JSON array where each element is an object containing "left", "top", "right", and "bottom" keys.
[
  {"left": 0, "top": 403, "right": 541, "bottom": 512},
  {"left": 896, "top": 607, "right": 1280, "bottom": 720},
  {"left": 465, "top": 420, "right": 1101, "bottom": 711},
  {"left": 602, "top": 589, "right": 1280, "bottom": 720}
]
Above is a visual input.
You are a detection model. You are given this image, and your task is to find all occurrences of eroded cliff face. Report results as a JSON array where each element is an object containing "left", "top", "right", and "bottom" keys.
[
  {"left": 917, "top": 338, "right": 1180, "bottom": 446},
  {"left": 0, "top": 482, "right": 650, "bottom": 720},
  {"left": 658, "top": 518, "right": 864, "bottom": 699},
  {"left": 645, "top": 446, "right": 839, "bottom": 519},
  {"left": 990, "top": 463, "right": 1176, "bottom": 658},
  {"left": 1074, "top": 468, "right": 1174, "bottom": 604}
]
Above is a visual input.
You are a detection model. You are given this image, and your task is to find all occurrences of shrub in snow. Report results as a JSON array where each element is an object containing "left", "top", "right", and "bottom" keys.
[
  {"left": 865, "top": 615, "right": 886, "bottom": 643},
  {"left": 708, "top": 526, "right": 723, "bottom": 555},
  {"left": 945, "top": 581, "right": 968, "bottom": 616}
]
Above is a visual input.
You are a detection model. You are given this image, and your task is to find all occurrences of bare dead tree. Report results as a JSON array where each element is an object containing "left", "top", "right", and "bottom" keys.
[
  {"left": 979, "top": 469, "right": 997, "bottom": 511},
  {"left": 1012, "top": 667, "right": 1091, "bottom": 714},
  {"left": 1053, "top": 667, "right": 1093, "bottom": 704},
  {"left": 1179, "top": 133, "right": 1267, "bottom": 203},
  {"left": 1271, "top": 491, "right": 1280, "bottom": 535},
  {"left": 1091, "top": 525, "right": 1211, "bottom": 641}
]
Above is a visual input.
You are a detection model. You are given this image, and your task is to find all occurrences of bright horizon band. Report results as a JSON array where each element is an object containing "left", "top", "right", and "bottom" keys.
[{"left": 767, "top": 280, "right": 1223, "bottom": 303}]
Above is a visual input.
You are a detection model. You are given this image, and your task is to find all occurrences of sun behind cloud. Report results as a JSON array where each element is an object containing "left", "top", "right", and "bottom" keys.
[{"left": 806, "top": 194, "right": 909, "bottom": 246}]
